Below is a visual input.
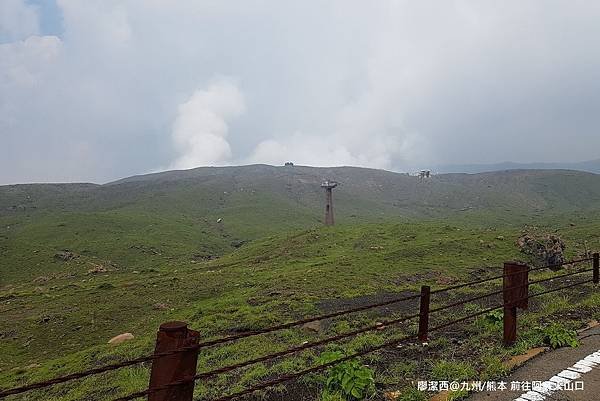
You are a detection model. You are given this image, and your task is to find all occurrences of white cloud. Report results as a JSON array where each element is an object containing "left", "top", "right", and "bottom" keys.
[
  {"left": 170, "top": 79, "right": 245, "bottom": 169},
  {"left": 250, "top": 134, "right": 355, "bottom": 167},
  {"left": 0, "top": 0, "right": 39, "bottom": 42},
  {"left": 0, "top": 35, "right": 62, "bottom": 88},
  {"left": 2, "top": 1, "right": 600, "bottom": 184}
]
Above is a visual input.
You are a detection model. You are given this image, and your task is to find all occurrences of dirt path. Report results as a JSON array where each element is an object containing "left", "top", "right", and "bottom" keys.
[{"left": 466, "top": 326, "right": 600, "bottom": 401}]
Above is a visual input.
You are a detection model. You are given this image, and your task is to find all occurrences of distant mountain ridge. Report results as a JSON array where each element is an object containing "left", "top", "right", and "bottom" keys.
[
  {"left": 3, "top": 165, "right": 600, "bottom": 222},
  {"left": 433, "top": 159, "right": 600, "bottom": 174}
]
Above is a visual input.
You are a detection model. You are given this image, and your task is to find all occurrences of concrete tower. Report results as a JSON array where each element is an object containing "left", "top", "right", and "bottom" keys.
[{"left": 321, "top": 180, "right": 338, "bottom": 226}]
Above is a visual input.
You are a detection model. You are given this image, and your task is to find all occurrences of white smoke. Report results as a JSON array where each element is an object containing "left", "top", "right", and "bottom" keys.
[
  {"left": 170, "top": 79, "right": 245, "bottom": 169},
  {"left": 3, "top": 1, "right": 600, "bottom": 184}
]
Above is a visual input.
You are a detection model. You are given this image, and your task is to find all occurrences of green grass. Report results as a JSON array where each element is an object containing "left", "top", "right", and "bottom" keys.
[
  {"left": 430, "top": 361, "right": 476, "bottom": 382},
  {"left": 2, "top": 166, "right": 600, "bottom": 400},
  {"left": 1, "top": 216, "right": 598, "bottom": 400}
]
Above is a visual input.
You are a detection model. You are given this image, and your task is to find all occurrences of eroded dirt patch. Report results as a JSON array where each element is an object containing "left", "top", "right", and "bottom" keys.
[{"left": 317, "top": 291, "right": 421, "bottom": 317}]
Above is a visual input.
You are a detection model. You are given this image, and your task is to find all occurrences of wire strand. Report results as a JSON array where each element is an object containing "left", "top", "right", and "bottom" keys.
[
  {"left": 1, "top": 257, "right": 593, "bottom": 400},
  {"left": 205, "top": 277, "right": 595, "bottom": 401}
]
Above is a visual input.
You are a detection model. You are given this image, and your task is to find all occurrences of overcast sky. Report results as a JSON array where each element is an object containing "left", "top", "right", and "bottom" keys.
[{"left": 1, "top": 1, "right": 600, "bottom": 184}]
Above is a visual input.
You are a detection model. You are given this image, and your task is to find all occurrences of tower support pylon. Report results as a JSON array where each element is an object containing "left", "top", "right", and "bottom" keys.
[{"left": 321, "top": 180, "right": 338, "bottom": 226}]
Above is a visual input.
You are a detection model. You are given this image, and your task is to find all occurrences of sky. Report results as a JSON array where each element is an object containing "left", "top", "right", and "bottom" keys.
[{"left": 1, "top": 0, "right": 600, "bottom": 184}]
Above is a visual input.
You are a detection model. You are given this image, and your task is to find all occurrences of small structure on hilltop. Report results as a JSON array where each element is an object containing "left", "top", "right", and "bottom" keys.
[
  {"left": 321, "top": 180, "right": 338, "bottom": 226},
  {"left": 418, "top": 170, "right": 431, "bottom": 180},
  {"left": 284, "top": 162, "right": 294, "bottom": 166}
]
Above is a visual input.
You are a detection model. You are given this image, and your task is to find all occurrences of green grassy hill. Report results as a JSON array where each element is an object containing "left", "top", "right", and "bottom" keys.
[
  {"left": 1, "top": 165, "right": 600, "bottom": 400},
  {"left": 1, "top": 219, "right": 599, "bottom": 401},
  {"left": 436, "top": 158, "right": 600, "bottom": 174},
  {"left": 2, "top": 165, "right": 600, "bottom": 284}
]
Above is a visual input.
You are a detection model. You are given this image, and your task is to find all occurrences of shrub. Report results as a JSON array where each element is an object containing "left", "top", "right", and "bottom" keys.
[
  {"left": 474, "top": 310, "right": 503, "bottom": 331},
  {"left": 539, "top": 323, "right": 579, "bottom": 349},
  {"left": 483, "top": 310, "right": 503, "bottom": 326},
  {"left": 318, "top": 351, "right": 375, "bottom": 400}
]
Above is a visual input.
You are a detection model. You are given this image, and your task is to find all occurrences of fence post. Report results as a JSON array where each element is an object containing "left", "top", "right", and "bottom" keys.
[
  {"left": 503, "top": 262, "right": 529, "bottom": 346},
  {"left": 594, "top": 253, "right": 599, "bottom": 284},
  {"left": 418, "top": 285, "right": 431, "bottom": 343},
  {"left": 148, "top": 321, "right": 199, "bottom": 401}
]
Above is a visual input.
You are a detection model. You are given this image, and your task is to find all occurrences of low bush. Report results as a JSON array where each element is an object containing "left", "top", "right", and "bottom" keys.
[{"left": 318, "top": 351, "right": 375, "bottom": 400}]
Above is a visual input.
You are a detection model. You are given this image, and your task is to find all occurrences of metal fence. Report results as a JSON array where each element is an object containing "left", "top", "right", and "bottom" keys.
[{"left": 1, "top": 254, "right": 598, "bottom": 401}]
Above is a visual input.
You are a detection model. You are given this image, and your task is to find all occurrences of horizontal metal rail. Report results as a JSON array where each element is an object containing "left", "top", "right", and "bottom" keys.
[
  {"left": 113, "top": 276, "right": 595, "bottom": 401},
  {"left": 0, "top": 256, "right": 593, "bottom": 400}
]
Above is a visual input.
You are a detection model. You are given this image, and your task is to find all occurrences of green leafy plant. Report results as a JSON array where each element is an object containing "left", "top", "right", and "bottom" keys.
[
  {"left": 539, "top": 323, "right": 579, "bottom": 349},
  {"left": 475, "top": 310, "right": 503, "bottom": 331},
  {"left": 318, "top": 351, "right": 375, "bottom": 400},
  {"left": 483, "top": 310, "right": 503, "bottom": 326}
]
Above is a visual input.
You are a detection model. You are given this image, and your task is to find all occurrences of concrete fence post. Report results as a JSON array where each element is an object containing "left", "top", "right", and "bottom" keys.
[
  {"left": 593, "top": 252, "right": 599, "bottom": 284},
  {"left": 148, "top": 321, "right": 199, "bottom": 401}
]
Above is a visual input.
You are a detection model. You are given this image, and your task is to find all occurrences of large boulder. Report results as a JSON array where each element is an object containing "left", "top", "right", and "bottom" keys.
[{"left": 517, "top": 233, "right": 565, "bottom": 269}]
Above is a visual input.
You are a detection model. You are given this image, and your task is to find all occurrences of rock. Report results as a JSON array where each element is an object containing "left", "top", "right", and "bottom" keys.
[
  {"left": 192, "top": 253, "right": 216, "bottom": 261},
  {"left": 152, "top": 303, "right": 169, "bottom": 310},
  {"left": 246, "top": 298, "right": 260, "bottom": 306},
  {"left": 302, "top": 321, "right": 322, "bottom": 333},
  {"left": 517, "top": 233, "right": 566, "bottom": 269},
  {"left": 436, "top": 276, "right": 455, "bottom": 285},
  {"left": 88, "top": 264, "right": 107, "bottom": 274},
  {"left": 384, "top": 391, "right": 401, "bottom": 401},
  {"left": 54, "top": 250, "right": 77, "bottom": 262},
  {"left": 496, "top": 235, "right": 505, "bottom": 240},
  {"left": 216, "top": 218, "right": 223, "bottom": 223},
  {"left": 231, "top": 240, "right": 246, "bottom": 248},
  {"left": 108, "top": 333, "right": 134, "bottom": 345}
]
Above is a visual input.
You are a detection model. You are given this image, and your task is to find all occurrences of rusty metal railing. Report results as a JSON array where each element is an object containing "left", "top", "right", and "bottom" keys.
[{"left": 0, "top": 254, "right": 597, "bottom": 401}]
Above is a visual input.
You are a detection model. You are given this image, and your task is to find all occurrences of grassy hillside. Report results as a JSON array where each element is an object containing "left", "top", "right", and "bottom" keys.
[
  {"left": 2, "top": 165, "right": 600, "bottom": 284},
  {"left": 436, "top": 158, "right": 600, "bottom": 174},
  {"left": 1, "top": 165, "right": 600, "bottom": 400},
  {"left": 4, "top": 165, "right": 600, "bottom": 221},
  {"left": 1, "top": 218, "right": 600, "bottom": 400}
]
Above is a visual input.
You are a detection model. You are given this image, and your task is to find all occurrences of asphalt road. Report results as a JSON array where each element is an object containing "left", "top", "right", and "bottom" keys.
[{"left": 467, "top": 326, "right": 600, "bottom": 401}]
